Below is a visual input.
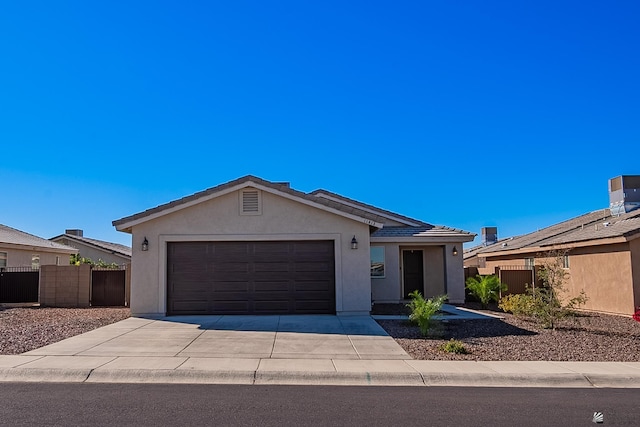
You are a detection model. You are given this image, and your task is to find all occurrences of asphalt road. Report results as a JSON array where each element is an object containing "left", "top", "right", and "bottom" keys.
[{"left": 2, "top": 384, "right": 639, "bottom": 426}]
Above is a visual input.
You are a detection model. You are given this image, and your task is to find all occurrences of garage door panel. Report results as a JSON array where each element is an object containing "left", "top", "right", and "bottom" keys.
[
  {"left": 211, "top": 301, "right": 250, "bottom": 313},
  {"left": 167, "top": 241, "right": 335, "bottom": 315},
  {"left": 253, "top": 262, "right": 290, "bottom": 273},
  {"left": 211, "top": 281, "right": 250, "bottom": 292},
  {"left": 254, "top": 301, "right": 290, "bottom": 313},
  {"left": 254, "top": 281, "right": 290, "bottom": 292},
  {"left": 294, "top": 281, "right": 333, "bottom": 292},
  {"left": 172, "top": 300, "right": 209, "bottom": 313}
]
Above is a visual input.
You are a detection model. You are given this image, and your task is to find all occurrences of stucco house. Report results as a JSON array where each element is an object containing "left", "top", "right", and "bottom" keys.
[
  {"left": 50, "top": 229, "right": 131, "bottom": 266},
  {"left": 0, "top": 224, "right": 77, "bottom": 270},
  {"left": 470, "top": 176, "right": 640, "bottom": 316},
  {"left": 113, "top": 175, "right": 474, "bottom": 316}
]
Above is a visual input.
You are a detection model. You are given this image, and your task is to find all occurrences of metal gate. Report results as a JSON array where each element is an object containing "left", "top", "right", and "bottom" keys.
[
  {"left": 91, "top": 269, "right": 126, "bottom": 306},
  {"left": 0, "top": 268, "right": 39, "bottom": 303}
]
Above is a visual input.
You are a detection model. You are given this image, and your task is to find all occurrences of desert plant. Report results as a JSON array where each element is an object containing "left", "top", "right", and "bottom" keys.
[
  {"left": 498, "top": 292, "right": 538, "bottom": 316},
  {"left": 406, "top": 291, "right": 447, "bottom": 336},
  {"left": 498, "top": 251, "right": 588, "bottom": 329},
  {"left": 439, "top": 339, "right": 469, "bottom": 354},
  {"left": 465, "top": 274, "right": 507, "bottom": 308}
]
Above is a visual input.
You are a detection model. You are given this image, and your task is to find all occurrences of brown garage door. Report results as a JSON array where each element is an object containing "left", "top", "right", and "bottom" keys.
[{"left": 167, "top": 241, "right": 335, "bottom": 315}]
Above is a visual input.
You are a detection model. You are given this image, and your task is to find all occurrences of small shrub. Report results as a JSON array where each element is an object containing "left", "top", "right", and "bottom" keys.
[
  {"left": 498, "top": 292, "right": 538, "bottom": 317},
  {"left": 439, "top": 339, "right": 469, "bottom": 354},
  {"left": 465, "top": 274, "right": 507, "bottom": 308},
  {"left": 406, "top": 291, "right": 447, "bottom": 336}
]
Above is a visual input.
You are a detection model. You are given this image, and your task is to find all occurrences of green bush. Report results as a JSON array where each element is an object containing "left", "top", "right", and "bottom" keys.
[
  {"left": 439, "top": 339, "right": 469, "bottom": 354},
  {"left": 498, "top": 292, "right": 538, "bottom": 316},
  {"left": 465, "top": 274, "right": 507, "bottom": 308},
  {"left": 498, "top": 252, "right": 589, "bottom": 329},
  {"left": 406, "top": 291, "right": 447, "bottom": 336}
]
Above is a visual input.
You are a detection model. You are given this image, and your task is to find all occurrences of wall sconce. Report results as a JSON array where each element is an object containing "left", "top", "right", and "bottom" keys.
[
  {"left": 351, "top": 235, "right": 358, "bottom": 250},
  {"left": 142, "top": 237, "right": 149, "bottom": 252},
  {"left": 452, "top": 246, "right": 458, "bottom": 256}
]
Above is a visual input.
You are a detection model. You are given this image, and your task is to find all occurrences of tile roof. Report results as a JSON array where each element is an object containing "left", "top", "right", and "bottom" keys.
[
  {"left": 480, "top": 208, "right": 640, "bottom": 255},
  {"left": 372, "top": 226, "right": 474, "bottom": 239},
  {"left": 51, "top": 234, "right": 132, "bottom": 258},
  {"left": 310, "top": 189, "right": 429, "bottom": 227},
  {"left": 114, "top": 176, "right": 389, "bottom": 230},
  {"left": 463, "top": 237, "right": 517, "bottom": 259},
  {"left": 113, "top": 175, "right": 475, "bottom": 239},
  {"left": 0, "top": 224, "right": 77, "bottom": 252}
]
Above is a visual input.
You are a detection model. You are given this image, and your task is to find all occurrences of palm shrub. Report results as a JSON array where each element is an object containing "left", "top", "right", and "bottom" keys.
[
  {"left": 465, "top": 274, "right": 507, "bottom": 309},
  {"left": 406, "top": 291, "right": 447, "bottom": 336}
]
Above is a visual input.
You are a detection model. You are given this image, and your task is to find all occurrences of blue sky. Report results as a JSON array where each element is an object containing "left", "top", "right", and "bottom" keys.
[{"left": 2, "top": 1, "right": 639, "bottom": 247}]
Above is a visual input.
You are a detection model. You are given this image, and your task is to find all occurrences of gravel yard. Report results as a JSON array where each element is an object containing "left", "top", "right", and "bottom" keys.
[
  {"left": 377, "top": 310, "right": 640, "bottom": 362},
  {"left": 0, "top": 307, "right": 130, "bottom": 355}
]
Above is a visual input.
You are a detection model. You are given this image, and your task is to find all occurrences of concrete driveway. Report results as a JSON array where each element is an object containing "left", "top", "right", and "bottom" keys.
[{"left": 24, "top": 315, "right": 410, "bottom": 360}]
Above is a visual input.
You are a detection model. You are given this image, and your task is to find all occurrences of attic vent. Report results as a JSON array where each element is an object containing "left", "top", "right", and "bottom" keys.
[{"left": 240, "top": 189, "right": 262, "bottom": 215}]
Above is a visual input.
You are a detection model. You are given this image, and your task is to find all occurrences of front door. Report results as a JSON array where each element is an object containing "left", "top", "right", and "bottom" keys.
[{"left": 403, "top": 250, "right": 424, "bottom": 298}]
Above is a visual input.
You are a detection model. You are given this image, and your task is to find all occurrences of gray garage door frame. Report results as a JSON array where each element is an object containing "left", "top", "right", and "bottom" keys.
[{"left": 166, "top": 240, "right": 336, "bottom": 315}]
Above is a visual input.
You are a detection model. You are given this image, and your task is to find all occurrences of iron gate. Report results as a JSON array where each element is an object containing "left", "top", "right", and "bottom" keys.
[
  {"left": 0, "top": 268, "right": 39, "bottom": 303},
  {"left": 91, "top": 269, "right": 126, "bottom": 306}
]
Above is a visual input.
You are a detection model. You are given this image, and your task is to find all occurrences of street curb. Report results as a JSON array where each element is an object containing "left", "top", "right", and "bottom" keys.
[
  {"left": 0, "top": 368, "right": 91, "bottom": 383},
  {"left": 1, "top": 367, "right": 639, "bottom": 388},
  {"left": 254, "top": 371, "right": 425, "bottom": 386},
  {"left": 86, "top": 369, "right": 256, "bottom": 384},
  {"left": 420, "top": 372, "right": 593, "bottom": 388}
]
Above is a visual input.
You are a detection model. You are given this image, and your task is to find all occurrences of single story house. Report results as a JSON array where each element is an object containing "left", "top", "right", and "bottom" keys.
[
  {"left": 50, "top": 229, "right": 132, "bottom": 266},
  {"left": 0, "top": 224, "right": 77, "bottom": 270},
  {"left": 471, "top": 176, "right": 640, "bottom": 316},
  {"left": 113, "top": 175, "right": 474, "bottom": 316}
]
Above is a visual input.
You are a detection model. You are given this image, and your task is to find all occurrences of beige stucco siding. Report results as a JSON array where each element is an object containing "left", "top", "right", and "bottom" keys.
[
  {"left": 54, "top": 238, "right": 130, "bottom": 266},
  {"left": 129, "top": 188, "right": 372, "bottom": 316},
  {"left": 370, "top": 244, "right": 462, "bottom": 303},
  {"left": 630, "top": 238, "right": 640, "bottom": 313},
  {"left": 370, "top": 243, "right": 401, "bottom": 302},
  {"left": 424, "top": 246, "right": 446, "bottom": 297},
  {"left": 0, "top": 246, "right": 73, "bottom": 268},
  {"left": 567, "top": 244, "right": 635, "bottom": 315}
]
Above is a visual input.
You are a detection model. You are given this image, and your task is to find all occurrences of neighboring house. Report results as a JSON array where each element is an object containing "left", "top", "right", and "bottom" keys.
[
  {"left": 113, "top": 175, "right": 474, "bottom": 317},
  {"left": 50, "top": 229, "right": 131, "bottom": 266},
  {"left": 0, "top": 224, "right": 77, "bottom": 269},
  {"left": 472, "top": 176, "right": 640, "bottom": 316}
]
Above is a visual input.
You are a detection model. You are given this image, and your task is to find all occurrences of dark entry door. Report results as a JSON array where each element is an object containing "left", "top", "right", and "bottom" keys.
[{"left": 403, "top": 250, "right": 424, "bottom": 298}]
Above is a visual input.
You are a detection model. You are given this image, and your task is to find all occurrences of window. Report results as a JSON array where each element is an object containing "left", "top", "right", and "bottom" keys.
[
  {"left": 563, "top": 255, "right": 570, "bottom": 269},
  {"left": 524, "top": 257, "right": 535, "bottom": 268},
  {"left": 370, "top": 246, "right": 385, "bottom": 278},
  {"left": 0, "top": 252, "right": 7, "bottom": 268},
  {"left": 31, "top": 254, "right": 40, "bottom": 270}
]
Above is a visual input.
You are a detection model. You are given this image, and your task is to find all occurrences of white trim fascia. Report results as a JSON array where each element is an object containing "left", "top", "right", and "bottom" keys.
[
  {"left": 313, "top": 192, "right": 423, "bottom": 227},
  {"left": 157, "top": 233, "right": 344, "bottom": 315},
  {"left": 116, "top": 180, "right": 384, "bottom": 231}
]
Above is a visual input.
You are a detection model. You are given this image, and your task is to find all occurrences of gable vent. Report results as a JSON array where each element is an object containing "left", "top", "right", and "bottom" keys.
[{"left": 240, "top": 189, "right": 262, "bottom": 215}]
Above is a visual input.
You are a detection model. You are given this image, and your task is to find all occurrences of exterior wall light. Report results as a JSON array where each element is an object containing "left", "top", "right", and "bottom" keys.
[
  {"left": 452, "top": 246, "right": 458, "bottom": 256},
  {"left": 142, "top": 237, "right": 149, "bottom": 252},
  {"left": 351, "top": 235, "right": 358, "bottom": 250}
]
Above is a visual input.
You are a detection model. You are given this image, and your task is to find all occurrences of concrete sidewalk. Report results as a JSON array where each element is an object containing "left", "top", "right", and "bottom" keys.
[
  {"left": 0, "top": 316, "right": 639, "bottom": 387},
  {"left": 1, "top": 355, "right": 640, "bottom": 387}
]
